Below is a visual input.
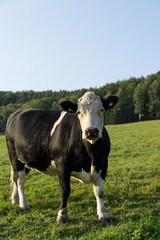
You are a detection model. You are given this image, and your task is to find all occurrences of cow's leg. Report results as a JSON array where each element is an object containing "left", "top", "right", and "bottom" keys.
[
  {"left": 17, "top": 169, "right": 28, "bottom": 209},
  {"left": 10, "top": 160, "right": 29, "bottom": 210},
  {"left": 7, "top": 138, "right": 29, "bottom": 210},
  {"left": 57, "top": 167, "right": 70, "bottom": 224},
  {"left": 93, "top": 175, "right": 112, "bottom": 224},
  {"left": 10, "top": 166, "right": 19, "bottom": 204}
]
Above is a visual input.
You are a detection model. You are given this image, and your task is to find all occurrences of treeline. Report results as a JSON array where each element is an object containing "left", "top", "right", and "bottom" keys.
[{"left": 0, "top": 71, "right": 160, "bottom": 132}]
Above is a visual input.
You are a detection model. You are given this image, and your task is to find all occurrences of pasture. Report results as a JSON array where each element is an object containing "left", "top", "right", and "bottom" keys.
[{"left": 0, "top": 120, "right": 160, "bottom": 240}]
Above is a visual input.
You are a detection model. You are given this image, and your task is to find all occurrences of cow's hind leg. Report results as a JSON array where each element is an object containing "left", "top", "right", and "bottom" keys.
[
  {"left": 7, "top": 138, "right": 29, "bottom": 210},
  {"left": 17, "top": 169, "right": 28, "bottom": 210},
  {"left": 11, "top": 164, "right": 29, "bottom": 210},
  {"left": 10, "top": 166, "right": 19, "bottom": 205},
  {"left": 93, "top": 175, "right": 112, "bottom": 224}
]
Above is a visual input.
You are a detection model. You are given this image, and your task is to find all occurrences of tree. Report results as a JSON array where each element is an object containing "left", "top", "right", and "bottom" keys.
[
  {"left": 148, "top": 79, "right": 160, "bottom": 119},
  {"left": 133, "top": 81, "right": 145, "bottom": 121},
  {"left": 21, "top": 97, "right": 54, "bottom": 110},
  {"left": 2, "top": 92, "right": 17, "bottom": 105},
  {"left": 0, "top": 71, "right": 160, "bottom": 132},
  {"left": 0, "top": 104, "right": 21, "bottom": 132}
]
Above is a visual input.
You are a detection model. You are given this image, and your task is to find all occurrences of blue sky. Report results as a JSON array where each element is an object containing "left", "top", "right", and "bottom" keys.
[{"left": 0, "top": 0, "right": 160, "bottom": 92}]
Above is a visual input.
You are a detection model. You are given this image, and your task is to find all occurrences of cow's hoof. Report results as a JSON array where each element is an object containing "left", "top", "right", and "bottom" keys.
[
  {"left": 98, "top": 213, "right": 112, "bottom": 225},
  {"left": 57, "top": 216, "right": 70, "bottom": 224},
  {"left": 99, "top": 216, "right": 112, "bottom": 225},
  {"left": 56, "top": 208, "right": 70, "bottom": 224},
  {"left": 19, "top": 202, "right": 29, "bottom": 211}
]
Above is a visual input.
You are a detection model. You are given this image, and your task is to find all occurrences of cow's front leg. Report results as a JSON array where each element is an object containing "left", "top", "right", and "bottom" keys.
[
  {"left": 93, "top": 175, "right": 112, "bottom": 224},
  {"left": 57, "top": 168, "right": 70, "bottom": 224}
]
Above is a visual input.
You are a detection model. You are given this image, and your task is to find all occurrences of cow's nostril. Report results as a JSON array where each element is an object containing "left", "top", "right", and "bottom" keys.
[
  {"left": 85, "top": 129, "right": 89, "bottom": 137},
  {"left": 85, "top": 128, "right": 99, "bottom": 139}
]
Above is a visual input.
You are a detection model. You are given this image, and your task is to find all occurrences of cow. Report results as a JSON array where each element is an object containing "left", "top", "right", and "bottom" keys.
[{"left": 5, "top": 91, "right": 118, "bottom": 224}]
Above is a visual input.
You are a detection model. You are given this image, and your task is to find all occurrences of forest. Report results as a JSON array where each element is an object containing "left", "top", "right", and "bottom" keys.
[{"left": 0, "top": 71, "right": 160, "bottom": 133}]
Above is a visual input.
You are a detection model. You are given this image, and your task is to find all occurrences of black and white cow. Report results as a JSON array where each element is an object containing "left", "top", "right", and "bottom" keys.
[{"left": 5, "top": 91, "right": 118, "bottom": 224}]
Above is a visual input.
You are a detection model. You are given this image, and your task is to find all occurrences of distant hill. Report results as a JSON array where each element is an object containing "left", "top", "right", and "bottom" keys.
[{"left": 0, "top": 71, "right": 160, "bottom": 132}]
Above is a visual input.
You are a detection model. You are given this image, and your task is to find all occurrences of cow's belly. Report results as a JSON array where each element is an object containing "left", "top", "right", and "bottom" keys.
[
  {"left": 42, "top": 160, "right": 57, "bottom": 176},
  {"left": 19, "top": 159, "right": 57, "bottom": 176},
  {"left": 19, "top": 157, "right": 99, "bottom": 183},
  {"left": 71, "top": 168, "right": 99, "bottom": 184}
]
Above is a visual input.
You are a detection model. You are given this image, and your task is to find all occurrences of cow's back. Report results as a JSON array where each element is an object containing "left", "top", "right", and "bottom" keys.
[
  {"left": 6, "top": 109, "right": 62, "bottom": 168},
  {"left": 6, "top": 109, "right": 61, "bottom": 139}
]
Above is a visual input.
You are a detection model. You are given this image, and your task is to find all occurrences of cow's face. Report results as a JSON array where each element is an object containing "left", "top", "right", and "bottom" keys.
[
  {"left": 61, "top": 91, "right": 118, "bottom": 144},
  {"left": 76, "top": 92, "right": 105, "bottom": 144}
]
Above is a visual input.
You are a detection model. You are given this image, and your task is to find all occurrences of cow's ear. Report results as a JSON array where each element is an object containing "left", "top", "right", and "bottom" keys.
[
  {"left": 102, "top": 96, "right": 119, "bottom": 110},
  {"left": 60, "top": 101, "right": 78, "bottom": 113}
]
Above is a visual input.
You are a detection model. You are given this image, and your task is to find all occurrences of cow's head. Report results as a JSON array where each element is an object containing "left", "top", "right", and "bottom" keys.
[{"left": 61, "top": 91, "right": 118, "bottom": 144}]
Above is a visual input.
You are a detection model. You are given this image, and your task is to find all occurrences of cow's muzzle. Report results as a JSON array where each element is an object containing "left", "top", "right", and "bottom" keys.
[{"left": 85, "top": 128, "right": 99, "bottom": 140}]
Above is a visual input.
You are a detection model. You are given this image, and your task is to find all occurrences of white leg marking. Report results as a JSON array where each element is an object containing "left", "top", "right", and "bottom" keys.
[
  {"left": 93, "top": 176, "right": 111, "bottom": 223},
  {"left": 50, "top": 111, "right": 67, "bottom": 136},
  {"left": 57, "top": 208, "right": 69, "bottom": 224},
  {"left": 17, "top": 170, "right": 28, "bottom": 209},
  {"left": 11, "top": 182, "right": 19, "bottom": 204},
  {"left": 10, "top": 166, "right": 19, "bottom": 204}
]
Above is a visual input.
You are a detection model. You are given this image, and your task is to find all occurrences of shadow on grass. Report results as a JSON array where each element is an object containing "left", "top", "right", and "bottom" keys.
[{"left": 51, "top": 216, "right": 115, "bottom": 240}]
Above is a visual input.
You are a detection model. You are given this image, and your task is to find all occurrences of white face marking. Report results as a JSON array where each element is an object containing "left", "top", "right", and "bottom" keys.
[
  {"left": 50, "top": 111, "right": 67, "bottom": 136},
  {"left": 71, "top": 167, "right": 100, "bottom": 184},
  {"left": 77, "top": 92, "right": 104, "bottom": 144}
]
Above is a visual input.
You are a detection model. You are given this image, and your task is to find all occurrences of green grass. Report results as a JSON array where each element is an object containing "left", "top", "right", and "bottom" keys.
[{"left": 0, "top": 120, "right": 160, "bottom": 240}]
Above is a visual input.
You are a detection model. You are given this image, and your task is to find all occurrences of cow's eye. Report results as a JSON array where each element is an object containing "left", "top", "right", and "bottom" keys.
[
  {"left": 77, "top": 110, "right": 84, "bottom": 117},
  {"left": 101, "top": 108, "right": 105, "bottom": 112}
]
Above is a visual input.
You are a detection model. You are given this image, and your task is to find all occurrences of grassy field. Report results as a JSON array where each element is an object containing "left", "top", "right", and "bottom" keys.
[{"left": 0, "top": 120, "right": 160, "bottom": 240}]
